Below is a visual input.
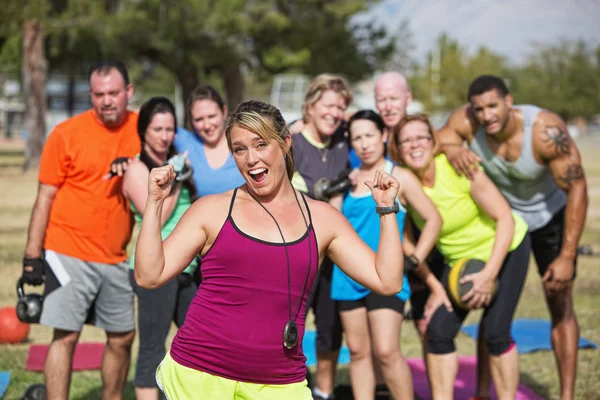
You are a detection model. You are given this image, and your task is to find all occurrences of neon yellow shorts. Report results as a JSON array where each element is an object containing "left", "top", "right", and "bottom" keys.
[{"left": 156, "top": 352, "right": 313, "bottom": 400}]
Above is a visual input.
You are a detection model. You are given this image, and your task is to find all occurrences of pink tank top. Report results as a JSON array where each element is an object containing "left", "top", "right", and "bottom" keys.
[{"left": 169, "top": 188, "right": 318, "bottom": 384}]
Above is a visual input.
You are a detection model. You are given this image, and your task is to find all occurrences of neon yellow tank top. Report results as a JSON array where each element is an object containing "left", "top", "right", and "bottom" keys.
[{"left": 408, "top": 154, "right": 528, "bottom": 266}]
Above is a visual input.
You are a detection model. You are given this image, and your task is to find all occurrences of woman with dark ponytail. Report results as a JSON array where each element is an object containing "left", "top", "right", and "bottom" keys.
[{"left": 122, "top": 97, "right": 198, "bottom": 400}]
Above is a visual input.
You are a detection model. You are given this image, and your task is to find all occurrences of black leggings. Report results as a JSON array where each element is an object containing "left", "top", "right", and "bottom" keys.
[
  {"left": 427, "top": 235, "right": 531, "bottom": 356},
  {"left": 129, "top": 270, "right": 198, "bottom": 388},
  {"left": 306, "top": 257, "right": 343, "bottom": 353}
]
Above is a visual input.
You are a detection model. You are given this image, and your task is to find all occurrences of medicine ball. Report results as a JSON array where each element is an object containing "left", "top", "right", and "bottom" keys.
[
  {"left": 0, "top": 306, "right": 30, "bottom": 344},
  {"left": 447, "top": 258, "right": 497, "bottom": 310}
]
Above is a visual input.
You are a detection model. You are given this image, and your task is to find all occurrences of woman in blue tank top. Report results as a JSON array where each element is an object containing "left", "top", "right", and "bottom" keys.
[
  {"left": 174, "top": 85, "right": 245, "bottom": 197},
  {"left": 330, "top": 110, "right": 442, "bottom": 400}
]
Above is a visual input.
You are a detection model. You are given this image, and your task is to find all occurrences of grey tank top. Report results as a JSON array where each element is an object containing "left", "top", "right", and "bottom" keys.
[{"left": 470, "top": 104, "right": 566, "bottom": 231}]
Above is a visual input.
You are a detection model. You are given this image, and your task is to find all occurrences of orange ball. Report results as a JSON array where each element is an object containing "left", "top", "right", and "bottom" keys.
[{"left": 0, "top": 306, "right": 30, "bottom": 344}]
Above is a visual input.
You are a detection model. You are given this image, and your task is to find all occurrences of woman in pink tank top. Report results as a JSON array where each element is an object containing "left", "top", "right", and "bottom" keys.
[{"left": 134, "top": 100, "right": 408, "bottom": 400}]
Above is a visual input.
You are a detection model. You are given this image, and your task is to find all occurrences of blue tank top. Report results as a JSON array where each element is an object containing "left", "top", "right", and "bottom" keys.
[
  {"left": 174, "top": 127, "right": 245, "bottom": 197},
  {"left": 331, "top": 160, "right": 411, "bottom": 302}
]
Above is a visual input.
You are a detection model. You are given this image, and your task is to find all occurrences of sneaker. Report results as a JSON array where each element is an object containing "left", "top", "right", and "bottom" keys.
[
  {"left": 312, "top": 393, "right": 335, "bottom": 400},
  {"left": 312, "top": 388, "right": 336, "bottom": 400}
]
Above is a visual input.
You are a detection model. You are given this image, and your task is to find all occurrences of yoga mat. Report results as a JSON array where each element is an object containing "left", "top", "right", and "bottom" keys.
[
  {"left": 26, "top": 343, "right": 105, "bottom": 372},
  {"left": 462, "top": 319, "right": 597, "bottom": 354},
  {"left": 408, "top": 356, "right": 544, "bottom": 400},
  {"left": 302, "top": 330, "right": 351, "bottom": 367},
  {"left": 0, "top": 372, "right": 10, "bottom": 399}
]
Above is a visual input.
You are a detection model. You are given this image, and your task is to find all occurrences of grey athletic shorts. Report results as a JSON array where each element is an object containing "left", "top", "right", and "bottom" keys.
[{"left": 40, "top": 250, "right": 135, "bottom": 332}]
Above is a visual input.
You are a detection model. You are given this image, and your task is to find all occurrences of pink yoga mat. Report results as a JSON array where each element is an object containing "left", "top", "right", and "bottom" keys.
[
  {"left": 407, "top": 356, "right": 543, "bottom": 400},
  {"left": 26, "top": 343, "right": 105, "bottom": 371}
]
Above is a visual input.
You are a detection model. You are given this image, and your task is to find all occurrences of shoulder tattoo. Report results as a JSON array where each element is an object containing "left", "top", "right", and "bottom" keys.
[{"left": 541, "top": 125, "right": 570, "bottom": 156}]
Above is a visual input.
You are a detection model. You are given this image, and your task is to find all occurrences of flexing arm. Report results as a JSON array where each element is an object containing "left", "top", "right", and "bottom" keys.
[
  {"left": 135, "top": 166, "right": 207, "bottom": 289},
  {"left": 326, "top": 171, "right": 404, "bottom": 295},
  {"left": 466, "top": 168, "right": 515, "bottom": 308},
  {"left": 437, "top": 105, "right": 481, "bottom": 178},
  {"left": 395, "top": 167, "right": 442, "bottom": 264},
  {"left": 122, "top": 161, "right": 181, "bottom": 227},
  {"left": 24, "top": 184, "right": 59, "bottom": 259},
  {"left": 537, "top": 113, "right": 588, "bottom": 289}
]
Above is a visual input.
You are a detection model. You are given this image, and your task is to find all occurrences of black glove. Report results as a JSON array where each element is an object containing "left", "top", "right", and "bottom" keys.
[
  {"left": 107, "top": 157, "right": 131, "bottom": 177},
  {"left": 22, "top": 257, "right": 46, "bottom": 286}
]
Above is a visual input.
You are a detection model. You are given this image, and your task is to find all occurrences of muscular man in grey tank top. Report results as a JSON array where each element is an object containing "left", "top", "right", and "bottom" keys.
[{"left": 436, "top": 75, "right": 587, "bottom": 400}]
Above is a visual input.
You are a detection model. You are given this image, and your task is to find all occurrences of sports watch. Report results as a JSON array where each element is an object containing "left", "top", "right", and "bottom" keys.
[{"left": 375, "top": 201, "right": 400, "bottom": 215}]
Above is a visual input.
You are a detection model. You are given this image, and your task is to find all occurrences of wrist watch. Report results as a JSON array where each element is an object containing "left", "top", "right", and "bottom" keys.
[
  {"left": 375, "top": 201, "right": 400, "bottom": 215},
  {"left": 409, "top": 255, "right": 420, "bottom": 266}
]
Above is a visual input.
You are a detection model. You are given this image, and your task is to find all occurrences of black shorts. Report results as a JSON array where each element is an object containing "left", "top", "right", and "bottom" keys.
[
  {"left": 338, "top": 291, "right": 406, "bottom": 314},
  {"left": 530, "top": 207, "right": 577, "bottom": 279}
]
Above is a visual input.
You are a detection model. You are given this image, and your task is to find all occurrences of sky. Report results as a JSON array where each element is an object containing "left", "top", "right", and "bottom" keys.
[{"left": 362, "top": 0, "right": 600, "bottom": 64}]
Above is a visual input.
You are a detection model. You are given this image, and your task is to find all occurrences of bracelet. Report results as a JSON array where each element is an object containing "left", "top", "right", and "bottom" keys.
[{"left": 375, "top": 201, "right": 400, "bottom": 215}]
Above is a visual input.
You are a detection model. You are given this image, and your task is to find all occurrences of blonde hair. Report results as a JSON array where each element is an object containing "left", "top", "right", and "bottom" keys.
[
  {"left": 389, "top": 114, "right": 439, "bottom": 165},
  {"left": 302, "top": 74, "right": 353, "bottom": 122},
  {"left": 225, "top": 100, "right": 295, "bottom": 180}
]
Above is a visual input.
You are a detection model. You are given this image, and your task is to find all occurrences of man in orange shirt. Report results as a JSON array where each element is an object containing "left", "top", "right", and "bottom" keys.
[{"left": 22, "top": 60, "right": 140, "bottom": 400}]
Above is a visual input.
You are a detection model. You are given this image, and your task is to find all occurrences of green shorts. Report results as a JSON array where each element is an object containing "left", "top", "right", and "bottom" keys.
[{"left": 156, "top": 352, "right": 312, "bottom": 400}]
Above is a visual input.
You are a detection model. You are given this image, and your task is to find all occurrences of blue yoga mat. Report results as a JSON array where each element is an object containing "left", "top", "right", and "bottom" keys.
[
  {"left": 302, "top": 330, "right": 351, "bottom": 367},
  {"left": 0, "top": 372, "right": 10, "bottom": 399},
  {"left": 462, "top": 319, "right": 597, "bottom": 354}
]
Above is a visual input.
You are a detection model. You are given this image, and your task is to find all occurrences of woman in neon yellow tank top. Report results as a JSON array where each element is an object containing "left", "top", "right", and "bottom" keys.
[
  {"left": 389, "top": 114, "right": 531, "bottom": 400},
  {"left": 122, "top": 97, "right": 198, "bottom": 400}
]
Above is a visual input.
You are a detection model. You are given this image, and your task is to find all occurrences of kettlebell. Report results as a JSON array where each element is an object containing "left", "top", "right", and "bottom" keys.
[
  {"left": 21, "top": 383, "right": 46, "bottom": 400},
  {"left": 16, "top": 277, "right": 44, "bottom": 323}
]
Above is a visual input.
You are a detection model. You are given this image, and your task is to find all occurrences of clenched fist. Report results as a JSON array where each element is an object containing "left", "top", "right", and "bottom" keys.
[
  {"left": 148, "top": 165, "right": 176, "bottom": 202},
  {"left": 364, "top": 170, "right": 401, "bottom": 208}
]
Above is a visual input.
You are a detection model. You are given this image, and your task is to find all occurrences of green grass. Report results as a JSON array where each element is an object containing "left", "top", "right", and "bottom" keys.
[{"left": 1, "top": 137, "right": 599, "bottom": 399}]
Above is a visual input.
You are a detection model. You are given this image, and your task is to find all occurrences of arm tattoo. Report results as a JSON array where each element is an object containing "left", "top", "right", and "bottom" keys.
[
  {"left": 542, "top": 125, "right": 571, "bottom": 156},
  {"left": 559, "top": 164, "right": 584, "bottom": 186}
]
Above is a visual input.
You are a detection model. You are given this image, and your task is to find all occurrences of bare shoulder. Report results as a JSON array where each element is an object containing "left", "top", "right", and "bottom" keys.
[
  {"left": 533, "top": 110, "right": 575, "bottom": 160},
  {"left": 391, "top": 165, "right": 413, "bottom": 182},
  {"left": 449, "top": 105, "right": 478, "bottom": 134},
  {"left": 304, "top": 195, "right": 347, "bottom": 228},
  {"left": 304, "top": 195, "right": 351, "bottom": 251},
  {"left": 122, "top": 159, "right": 148, "bottom": 188},
  {"left": 190, "top": 190, "right": 235, "bottom": 214},
  {"left": 126, "top": 158, "right": 147, "bottom": 173}
]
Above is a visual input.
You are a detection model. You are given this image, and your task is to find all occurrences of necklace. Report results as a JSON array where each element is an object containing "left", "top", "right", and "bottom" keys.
[
  {"left": 248, "top": 187, "right": 312, "bottom": 349},
  {"left": 318, "top": 147, "right": 329, "bottom": 163}
]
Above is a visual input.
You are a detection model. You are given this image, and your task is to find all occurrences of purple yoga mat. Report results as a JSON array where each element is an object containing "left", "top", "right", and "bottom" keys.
[{"left": 407, "top": 356, "right": 544, "bottom": 400}]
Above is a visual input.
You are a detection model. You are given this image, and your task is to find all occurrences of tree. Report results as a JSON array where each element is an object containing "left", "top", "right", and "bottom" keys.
[
  {"left": 0, "top": 0, "right": 51, "bottom": 171},
  {"left": 1, "top": 0, "right": 392, "bottom": 169},
  {"left": 95, "top": 0, "right": 391, "bottom": 109},
  {"left": 385, "top": 18, "right": 416, "bottom": 75},
  {"left": 512, "top": 40, "right": 600, "bottom": 119},
  {"left": 22, "top": 18, "right": 48, "bottom": 171},
  {"left": 410, "top": 33, "right": 509, "bottom": 112}
]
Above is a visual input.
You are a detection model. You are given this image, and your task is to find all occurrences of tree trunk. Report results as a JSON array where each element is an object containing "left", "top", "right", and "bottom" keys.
[
  {"left": 22, "top": 19, "right": 48, "bottom": 172},
  {"left": 176, "top": 64, "right": 199, "bottom": 129},
  {"left": 221, "top": 64, "right": 245, "bottom": 111}
]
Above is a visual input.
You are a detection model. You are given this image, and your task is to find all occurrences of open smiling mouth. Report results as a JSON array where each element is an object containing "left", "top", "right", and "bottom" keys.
[{"left": 249, "top": 168, "right": 268, "bottom": 183}]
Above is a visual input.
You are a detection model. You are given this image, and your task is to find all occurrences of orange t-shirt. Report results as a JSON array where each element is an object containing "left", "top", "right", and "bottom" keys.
[{"left": 39, "top": 109, "right": 141, "bottom": 264}]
